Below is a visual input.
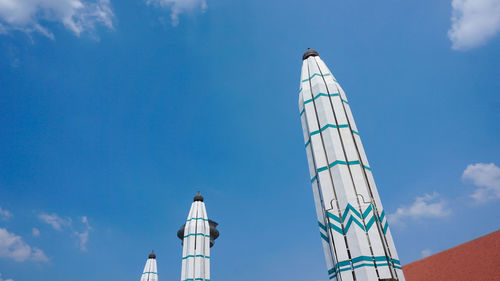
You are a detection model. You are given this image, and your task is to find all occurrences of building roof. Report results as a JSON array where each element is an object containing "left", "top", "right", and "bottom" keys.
[{"left": 403, "top": 230, "right": 500, "bottom": 281}]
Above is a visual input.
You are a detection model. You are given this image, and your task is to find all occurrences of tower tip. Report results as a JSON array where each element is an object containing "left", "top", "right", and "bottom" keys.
[
  {"left": 149, "top": 250, "right": 156, "bottom": 259},
  {"left": 194, "top": 191, "right": 204, "bottom": 202},
  {"left": 302, "top": 48, "right": 319, "bottom": 60}
]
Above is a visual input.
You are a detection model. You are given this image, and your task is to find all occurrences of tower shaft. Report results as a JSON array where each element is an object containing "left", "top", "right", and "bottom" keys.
[
  {"left": 180, "top": 200, "right": 211, "bottom": 281},
  {"left": 299, "top": 51, "right": 405, "bottom": 281}
]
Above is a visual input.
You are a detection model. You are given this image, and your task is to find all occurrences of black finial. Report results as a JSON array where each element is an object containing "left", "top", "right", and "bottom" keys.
[
  {"left": 303, "top": 48, "right": 319, "bottom": 60},
  {"left": 149, "top": 250, "right": 156, "bottom": 259},
  {"left": 194, "top": 191, "right": 204, "bottom": 202}
]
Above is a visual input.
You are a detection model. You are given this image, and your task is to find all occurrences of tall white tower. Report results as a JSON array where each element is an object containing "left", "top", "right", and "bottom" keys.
[
  {"left": 298, "top": 49, "right": 405, "bottom": 281},
  {"left": 177, "top": 193, "right": 219, "bottom": 281},
  {"left": 140, "top": 251, "right": 158, "bottom": 281}
]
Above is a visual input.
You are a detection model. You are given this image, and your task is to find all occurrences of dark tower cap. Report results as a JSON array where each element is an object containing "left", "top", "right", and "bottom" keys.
[
  {"left": 194, "top": 192, "right": 204, "bottom": 202},
  {"left": 149, "top": 250, "right": 156, "bottom": 259},
  {"left": 303, "top": 48, "right": 319, "bottom": 60}
]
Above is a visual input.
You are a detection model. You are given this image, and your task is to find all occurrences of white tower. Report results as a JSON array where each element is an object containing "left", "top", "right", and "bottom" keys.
[
  {"left": 298, "top": 49, "right": 405, "bottom": 281},
  {"left": 177, "top": 193, "right": 219, "bottom": 281},
  {"left": 140, "top": 251, "right": 158, "bottom": 281}
]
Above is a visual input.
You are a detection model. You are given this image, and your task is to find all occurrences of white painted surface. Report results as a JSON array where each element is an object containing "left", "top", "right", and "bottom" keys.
[
  {"left": 140, "top": 256, "right": 158, "bottom": 281},
  {"left": 180, "top": 200, "right": 211, "bottom": 281},
  {"left": 299, "top": 53, "right": 405, "bottom": 281}
]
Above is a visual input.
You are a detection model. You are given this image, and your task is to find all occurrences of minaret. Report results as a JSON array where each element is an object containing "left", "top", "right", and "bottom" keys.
[
  {"left": 298, "top": 49, "right": 405, "bottom": 281},
  {"left": 140, "top": 250, "right": 158, "bottom": 281},
  {"left": 177, "top": 193, "right": 219, "bottom": 281}
]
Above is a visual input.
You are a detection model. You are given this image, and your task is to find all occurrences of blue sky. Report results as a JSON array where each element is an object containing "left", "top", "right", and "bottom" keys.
[{"left": 0, "top": 0, "right": 499, "bottom": 280}]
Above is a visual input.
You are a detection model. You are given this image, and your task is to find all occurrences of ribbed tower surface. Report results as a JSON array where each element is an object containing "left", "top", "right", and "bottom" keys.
[
  {"left": 179, "top": 193, "right": 213, "bottom": 281},
  {"left": 140, "top": 251, "right": 158, "bottom": 281},
  {"left": 299, "top": 49, "right": 405, "bottom": 281}
]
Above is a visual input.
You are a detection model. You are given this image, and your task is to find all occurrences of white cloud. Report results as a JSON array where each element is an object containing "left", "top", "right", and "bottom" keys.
[
  {"left": 421, "top": 249, "right": 432, "bottom": 258},
  {"left": 146, "top": 0, "right": 207, "bottom": 26},
  {"left": 0, "top": 273, "right": 14, "bottom": 281},
  {"left": 38, "top": 213, "right": 71, "bottom": 231},
  {"left": 0, "top": 228, "right": 48, "bottom": 262},
  {"left": 38, "top": 213, "right": 91, "bottom": 251},
  {"left": 0, "top": 207, "right": 12, "bottom": 220},
  {"left": 389, "top": 192, "right": 451, "bottom": 226},
  {"left": 463, "top": 162, "right": 500, "bottom": 202},
  {"left": 0, "top": 0, "right": 114, "bottom": 38},
  {"left": 32, "top": 228, "right": 40, "bottom": 237},
  {"left": 31, "top": 247, "right": 48, "bottom": 261},
  {"left": 448, "top": 0, "right": 500, "bottom": 50},
  {"left": 74, "top": 216, "right": 91, "bottom": 251}
]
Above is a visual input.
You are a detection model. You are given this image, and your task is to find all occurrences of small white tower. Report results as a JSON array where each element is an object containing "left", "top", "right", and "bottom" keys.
[
  {"left": 177, "top": 193, "right": 219, "bottom": 281},
  {"left": 140, "top": 251, "right": 158, "bottom": 281}
]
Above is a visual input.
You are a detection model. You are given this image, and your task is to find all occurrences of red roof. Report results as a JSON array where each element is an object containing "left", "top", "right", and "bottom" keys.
[{"left": 403, "top": 230, "right": 500, "bottom": 281}]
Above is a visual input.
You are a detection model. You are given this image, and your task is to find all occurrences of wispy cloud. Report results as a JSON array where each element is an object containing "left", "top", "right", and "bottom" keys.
[
  {"left": 31, "top": 248, "right": 48, "bottom": 261},
  {"left": 0, "top": 23, "right": 6, "bottom": 34},
  {"left": 0, "top": 0, "right": 114, "bottom": 38},
  {"left": 0, "top": 273, "right": 14, "bottom": 281},
  {"left": 389, "top": 192, "right": 452, "bottom": 226},
  {"left": 463, "top": 163, "right": 500, "bottom": 202},
  {"left": 448, "top": 0, "right": 500, "bottom": 50},
  {"left": 421, "top": 249, "right": 432, "bottom": 258},
  {"left": 146, "top": 0, "right": 207, "bottom": 26},
  {"left": 32, "top": 228, "right": 40, "bottom": 237},
  {"left": 38, "top": 213, "right": 71, "bottom": 231},
  {"left": 38, "top": 212, "right": 91, "bottom": 251},
  {"left": 0, "top": 228, "right": 48, "bottom": 262},
  {"left": 0, "top": 207, "right": 12, "bottom": 221},
  {"left": 74, "top": 216, "right": 91, "bottom": 251}
]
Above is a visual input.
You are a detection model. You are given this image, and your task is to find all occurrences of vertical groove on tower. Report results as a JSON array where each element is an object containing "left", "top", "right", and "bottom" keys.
[
  {"left": 331, "top": 79, "right": 398, "bottom": 280},
  {"left": 312, "top": 56, "right": 383, "bottom": 280},
  {"left": 305, "top": 58, "right": 350, "bottom": 281}
]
